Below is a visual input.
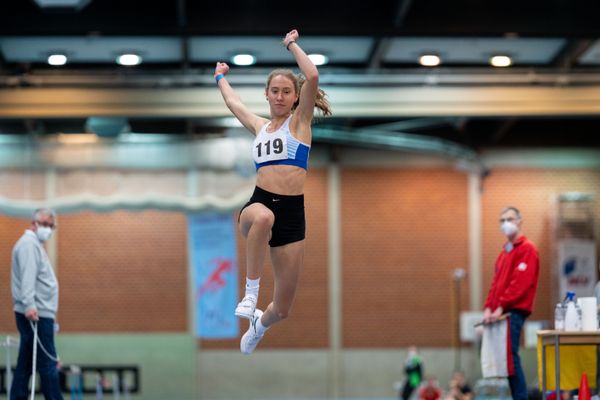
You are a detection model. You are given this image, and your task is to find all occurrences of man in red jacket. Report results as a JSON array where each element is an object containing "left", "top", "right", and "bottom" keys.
[{"left": 483, "top": 206, "right": 540, "bottom": 400}]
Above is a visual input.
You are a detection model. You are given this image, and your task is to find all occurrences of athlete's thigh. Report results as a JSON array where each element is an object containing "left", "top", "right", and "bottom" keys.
[
  {"left": 269, "top": 240, "right": 305, "bottom": 306},
  {"left": 239, "top": 202, "right": 274, "bottom": 237}
]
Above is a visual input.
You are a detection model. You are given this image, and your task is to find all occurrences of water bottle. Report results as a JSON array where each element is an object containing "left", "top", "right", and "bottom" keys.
[
  {"left": 564, "top": 291, "right": 581, "bottom": 331},
  {"left": 554, "top": 302, "right": 566, "bottom": 331},
  {"left": 576, "top": 298, "right": 583, "bottom": 330}
]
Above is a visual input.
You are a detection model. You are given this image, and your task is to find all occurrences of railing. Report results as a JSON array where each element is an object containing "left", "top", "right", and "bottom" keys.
[
  {"left": 1, "top": 336, "right": 19, "bottom": 399},
  {"left": 0, "top": 362, "right": 139, "bottom": 396}
]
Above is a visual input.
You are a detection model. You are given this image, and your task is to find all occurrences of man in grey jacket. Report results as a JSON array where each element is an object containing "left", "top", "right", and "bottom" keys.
[{"left": 10, "top": 208, "right": 63, "bottom": 400}]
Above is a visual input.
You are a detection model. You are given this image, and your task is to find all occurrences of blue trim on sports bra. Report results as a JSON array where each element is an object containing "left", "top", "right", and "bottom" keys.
[{"left": 253, "top": 117, "right": 310, "bottom": 171}]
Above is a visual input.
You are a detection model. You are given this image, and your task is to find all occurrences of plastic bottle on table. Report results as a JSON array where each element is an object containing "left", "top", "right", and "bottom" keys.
[
  {"left": 554, "top": 302, "right": 566, "bottom": 331},
  {"left": 564, "top": 291, "right": 581, "bottom": 331}
]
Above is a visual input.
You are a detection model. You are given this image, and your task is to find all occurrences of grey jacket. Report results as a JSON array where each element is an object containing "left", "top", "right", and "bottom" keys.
[{"left": 11, "top": 230, "right": 59, "bottom": 319}]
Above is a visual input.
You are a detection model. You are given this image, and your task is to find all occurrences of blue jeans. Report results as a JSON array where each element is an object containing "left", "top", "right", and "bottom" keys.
[
  {"left": 508, "top": 310, "right": 528, "bottom": 400},
  {"left": 10, "top": 312, "right": 63, "bottom": 400}
]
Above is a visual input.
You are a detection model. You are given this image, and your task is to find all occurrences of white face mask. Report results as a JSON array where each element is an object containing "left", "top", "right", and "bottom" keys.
[
  {"left": 500, "top": 221, "right": 519, "bottom": 237},
  {"left": 36, "top": 226, "right": 53, "bottom": 242}
]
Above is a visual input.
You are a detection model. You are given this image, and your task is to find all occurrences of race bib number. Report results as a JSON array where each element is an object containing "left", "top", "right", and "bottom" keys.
[{"left": 253, "top": 131, "right": 288, "bottom": 164}]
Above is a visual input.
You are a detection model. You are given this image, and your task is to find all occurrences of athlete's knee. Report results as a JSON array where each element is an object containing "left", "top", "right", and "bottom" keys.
[
  {"left": 274, "top": 304, "right": 292, "bottom": 320},
  {"left": 252, "top": 209, "right": 274, "bottom": 230},
  {"left": 277, "top": 310, "right": 289, "bottom": 320}
]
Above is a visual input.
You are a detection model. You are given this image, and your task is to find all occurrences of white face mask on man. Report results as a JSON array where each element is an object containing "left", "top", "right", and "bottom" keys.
[
  {"left": 35, "top": 225, "right": 53, "bottom": 242},
  {"left": 500, "top": 221, "right": 519, "bottom": 237}
]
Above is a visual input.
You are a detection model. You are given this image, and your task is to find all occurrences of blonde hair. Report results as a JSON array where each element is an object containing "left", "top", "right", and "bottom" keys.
[{"left": 266, "top": 69, "right": 332, "bottom": 116}]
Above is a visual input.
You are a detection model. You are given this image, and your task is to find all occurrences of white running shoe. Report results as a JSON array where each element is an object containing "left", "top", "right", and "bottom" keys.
[
  {"left": 240, "top": 309, "right": 264, "bottom": 355},
  {"left": 235, "top": 295, "right": 257, "bottom": 320}
]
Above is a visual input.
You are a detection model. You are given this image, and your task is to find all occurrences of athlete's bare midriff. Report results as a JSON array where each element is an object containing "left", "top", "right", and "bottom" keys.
[{"left": 256, "top": 164, "right": 306, "bottom": 195}]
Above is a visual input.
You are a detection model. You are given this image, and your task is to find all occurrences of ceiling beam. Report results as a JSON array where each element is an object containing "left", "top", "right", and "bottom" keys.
[
  {"left": 490, "top": 118, "right": 518, "bottom": 145},
  {"left": 368, "top": 117, "right": 454, "bottom": 132},
  {"left": 177, "top": 0, "right": 190, "bottom": 71},
  {"left": 313, "top": 126, "right": 477, "bottom": 161},
  {"left": 3, "top": 86, "right": 600, "bottom": 118},
  {"left": 6, "top": 68, "right": 600, "bottom": 87},
  {"left": 552, "top": 39, "right": 595, "bottom": 70},
  {"left": 367, "top": 0, "right": 413, "bottom": 70}
]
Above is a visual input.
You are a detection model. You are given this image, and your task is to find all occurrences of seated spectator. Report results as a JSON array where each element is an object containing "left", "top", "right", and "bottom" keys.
[
  {"left": 419, "top": 377, "right": 442, "bottom": 400},
  {"left": 444, "top": 371, "right": 472, "bottom": 400}
]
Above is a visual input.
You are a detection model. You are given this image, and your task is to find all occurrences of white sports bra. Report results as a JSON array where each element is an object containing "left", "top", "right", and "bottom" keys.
[{"left": 252, "top": 115, "right": 310, "bottom": 170}]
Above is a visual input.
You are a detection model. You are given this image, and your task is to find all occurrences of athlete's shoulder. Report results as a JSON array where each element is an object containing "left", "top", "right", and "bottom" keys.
[{"left": 254, "top": 118, "right": 271, "bottom": 135}]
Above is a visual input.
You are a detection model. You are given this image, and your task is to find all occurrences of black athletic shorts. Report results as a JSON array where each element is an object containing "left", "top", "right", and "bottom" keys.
[{"left": 239, "top": 186, "right": 305, "bottom": 247}]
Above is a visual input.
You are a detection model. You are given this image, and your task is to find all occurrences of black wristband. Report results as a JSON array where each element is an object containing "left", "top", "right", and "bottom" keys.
[{"left": 286, "top": 40, "right": 296, "bottom": 51}]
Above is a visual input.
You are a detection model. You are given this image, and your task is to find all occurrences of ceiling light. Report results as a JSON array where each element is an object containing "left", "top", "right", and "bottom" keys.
[
  {"left": 490, "top": 55, "right": 512, "bottom": 67},
  {"left": 34, "top": 0, "right": 92, "bottom": 9},
  {"left": 308, "top": 54, "right": 329, "bottom": 66},
  {"left": 85, "top": 117, "right": 129, "bottom": 137},
  {"left": 117, "top": 53, "right": 142, "bottom": 66},
  {"left": 48, "top": 54, "right": 67, "bottom": 66},
  {"left": 57, "top": 133, "right": 98, "bottom": 145},
  {"left": 231, "top": 54, "right": 256, "bottom": 66},
  {"left": 419, "top": 54, "right": 441, "bottom": 67}
]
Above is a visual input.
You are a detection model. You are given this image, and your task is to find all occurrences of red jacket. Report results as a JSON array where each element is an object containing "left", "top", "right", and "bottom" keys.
[{"left": 484, "top": 235, "right": 540, "bottom": 315}]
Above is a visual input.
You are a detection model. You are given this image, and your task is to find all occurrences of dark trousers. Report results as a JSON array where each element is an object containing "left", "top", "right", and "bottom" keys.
[
  {"left": 10, "top": 312, "right": 63, "bottom": 400},
  {"left": 400, "top": 383, "right": 417, "bottom": 400},
  {"left": 508, "top": 310, "right": 528, "bottom": 400}
]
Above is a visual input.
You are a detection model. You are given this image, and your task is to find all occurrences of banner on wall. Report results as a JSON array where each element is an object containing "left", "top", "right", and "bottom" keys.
[
  {"left": 188, "top": 212, "right": 239, "bottom": 339},
  {"left": 558, "top": 238, "right": 597, "bottom": 299}
]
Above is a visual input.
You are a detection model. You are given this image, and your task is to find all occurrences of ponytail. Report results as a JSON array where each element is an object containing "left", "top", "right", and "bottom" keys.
[{"left": 297, "top": 75, "right": 332, "bottom": 116}]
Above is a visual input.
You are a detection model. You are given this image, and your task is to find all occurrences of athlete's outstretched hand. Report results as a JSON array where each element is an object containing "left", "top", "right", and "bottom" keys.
[
  {"left": 214, "top": 62, "right": 229, "bottom": 78},
  {"left": 283, "top": 29, "right": 299, "bottom": 49}
]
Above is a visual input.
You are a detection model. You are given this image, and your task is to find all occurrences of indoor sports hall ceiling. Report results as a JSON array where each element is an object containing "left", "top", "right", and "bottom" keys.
[{"left": 1, "top": 0, "right": 600, "bottom": 150}]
